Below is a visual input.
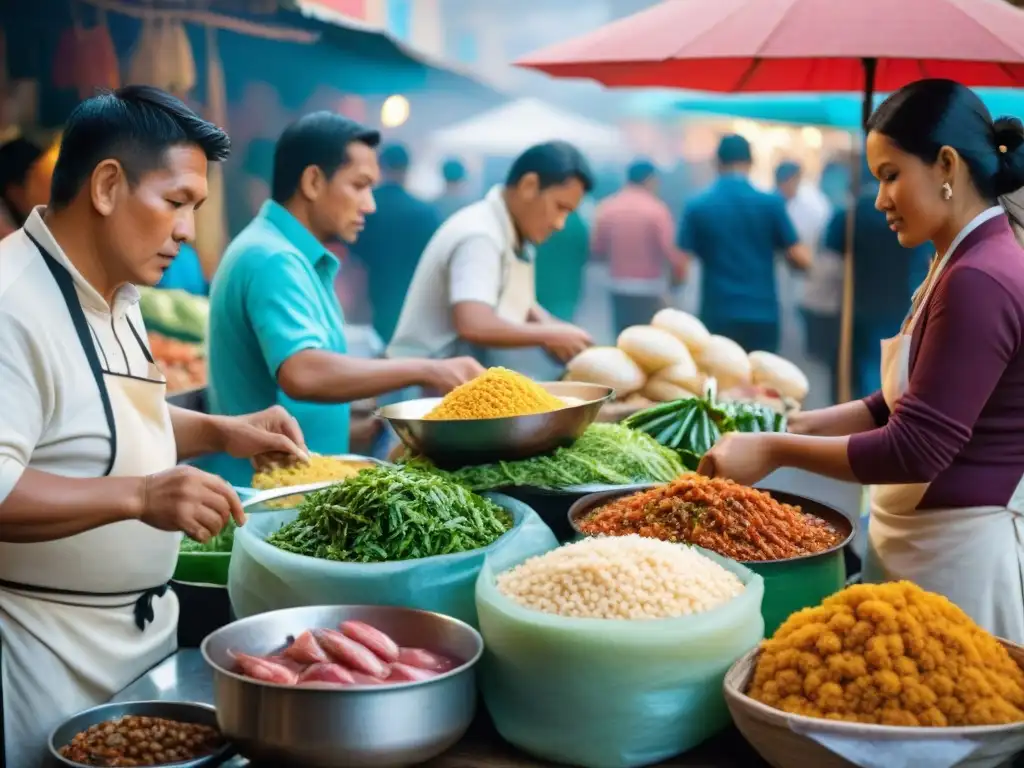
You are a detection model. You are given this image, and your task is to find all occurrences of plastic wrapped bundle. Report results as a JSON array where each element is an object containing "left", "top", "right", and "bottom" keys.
[
  {"left": 475, "top": 542, "right": 765, "bottom": 768},
  {"left": 228, "top": 493, "right": 557, "bottom": 628}
]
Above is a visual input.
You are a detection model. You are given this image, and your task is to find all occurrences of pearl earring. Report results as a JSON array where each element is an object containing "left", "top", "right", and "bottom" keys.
[{"left": 942, "top": 182, "right": 953, "bottom": 201}]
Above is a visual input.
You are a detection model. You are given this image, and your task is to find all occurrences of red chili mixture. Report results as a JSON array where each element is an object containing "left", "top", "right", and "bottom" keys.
[
  {"left": 578, "top": 475, "right": 843, "bottom": 561},
  {"left": 58, "top": 715, "right": 224, "bottom": 766}
]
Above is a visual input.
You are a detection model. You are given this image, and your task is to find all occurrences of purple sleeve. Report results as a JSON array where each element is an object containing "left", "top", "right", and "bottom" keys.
[
  {"left": 848, "top": 267, "right": 1020, "bottom": 484},
  {"left": 862, "top": 390, "right": 890, "bottom": 426}
]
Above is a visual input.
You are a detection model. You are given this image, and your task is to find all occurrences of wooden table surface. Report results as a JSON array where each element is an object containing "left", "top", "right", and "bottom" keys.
[{"left": 421, "top": 715, "right": 771, "bottom": 768}]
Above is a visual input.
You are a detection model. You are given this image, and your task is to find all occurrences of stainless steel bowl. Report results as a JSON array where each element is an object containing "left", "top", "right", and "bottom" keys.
[
  {"left": 376, "top": 381, "right": 614, "bottom": 468},
  {"left": 201, "top": 604, "right": 484, "bottom": 768},
  {"left": 49, "top": 700, "right": 231, "bottom": 767}
]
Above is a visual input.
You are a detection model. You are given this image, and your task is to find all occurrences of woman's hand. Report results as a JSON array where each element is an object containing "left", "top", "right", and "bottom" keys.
[
  {"left": 217, "top": 406, "right": 310, "bottom": 470},
  {"left": 697, "top": 433, "right": 781, "bottom": 486}
]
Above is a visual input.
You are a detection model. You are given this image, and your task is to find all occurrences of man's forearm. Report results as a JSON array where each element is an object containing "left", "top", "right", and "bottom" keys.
[
  {"left": 527, "top": 304, "right": 554, "bottom": 325},
  {"left": 278, "top": 352, "right": 435, "bottom": 403},
  {"left": 455, "top": 309, "right": 551, "bottom": 349},
  {"left": 0, "top": 468, "right": 143, "bottom": 543},
  {"left": 169, "top": 405, "right": 224, "bottom": 461}
]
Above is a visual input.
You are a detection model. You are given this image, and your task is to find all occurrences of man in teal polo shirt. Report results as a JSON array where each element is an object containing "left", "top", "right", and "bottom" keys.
[
  {"left": 677, "top": 134, "right": 810, "bottom": 353},
  {"left": 205, "top": 112, "right": 483, "bottom": 486}
]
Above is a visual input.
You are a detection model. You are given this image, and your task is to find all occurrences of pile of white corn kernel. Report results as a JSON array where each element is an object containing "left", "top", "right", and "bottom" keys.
[{"left": 495, "top": 535, "right": 744, "bottom": 620}]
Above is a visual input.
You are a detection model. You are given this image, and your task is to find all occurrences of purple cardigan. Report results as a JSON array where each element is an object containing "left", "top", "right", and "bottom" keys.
[{"left": 848, "top": 215, "right": 1024, "bottom": 510}]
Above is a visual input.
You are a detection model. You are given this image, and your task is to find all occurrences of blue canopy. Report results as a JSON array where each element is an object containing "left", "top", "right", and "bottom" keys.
[{"left": 625, "top": 88, "right": 1024, "bottom": 129}]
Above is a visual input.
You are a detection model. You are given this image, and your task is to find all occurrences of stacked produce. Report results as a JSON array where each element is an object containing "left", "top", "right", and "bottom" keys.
[
  {"left": 58, "top": 716, "right": 224, "bottom": 766},
  {"left": 623, "top": 383, "right": 787, "bottom": 468},
  {"left": 266, "top": 466, "right": 512, "bottom": 562},
  {"left": 577, "top": 476, "right": 842, "bottom": 562},
  {"left": 138, "top": 286, "right": 208, "bottom": 342},
  {"left": 565, "top": 308, "right": 808, "bottom": 408},
  {"left": 748, "top": 581, "right": 1024, "bottom": 726},
  {"left": 425, "top": 367, "right": 565, "bottom": 420},
  {"left": 496, "top": 535, "right": 745, "bottom": 619},
  {"left": 148, "top": 332, "right": 205, "bottom": 394},
  {"left": 402, "top": 423, "right": 683, "bottom": 491},
  {"left": 230, "top": 619, "right": 461, "bottom": 687}
]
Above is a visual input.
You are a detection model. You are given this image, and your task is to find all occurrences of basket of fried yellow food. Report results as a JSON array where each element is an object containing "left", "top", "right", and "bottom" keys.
[
  {"left": 250, "top": 454, "right": 383, "bottom": 509},
  {"left": 724, "top": 581, "right": 1024, "bottom": 768},
  {"left": 376, "top": 367, "right": 613, "bottom": 468}
]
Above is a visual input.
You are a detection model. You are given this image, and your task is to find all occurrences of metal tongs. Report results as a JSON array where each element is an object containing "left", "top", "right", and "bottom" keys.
[{"left": 241, "top": 480, "right": 339, "bottom": 512}]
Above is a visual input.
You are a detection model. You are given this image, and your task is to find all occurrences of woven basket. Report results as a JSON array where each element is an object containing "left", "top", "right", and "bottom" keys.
[{"left": 725, "top": 640, "right": 1024, "bottom": 768}]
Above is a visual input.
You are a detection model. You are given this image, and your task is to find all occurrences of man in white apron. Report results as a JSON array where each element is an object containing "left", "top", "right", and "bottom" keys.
[
  {"left": 0, "top": 86, "right": 308, "bottom": 767},
  {"left": 863, "top": 205, "right": 1024, "bottom": 642},
  {"left": 387, "top": 141, "right": 595, "bottom": 377}
]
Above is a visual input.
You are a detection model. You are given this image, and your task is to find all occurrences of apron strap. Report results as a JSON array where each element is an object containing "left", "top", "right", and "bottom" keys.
[
  {"left": 27, "top": 232, "right": 117, "bottom": 476},
  {"left": 126, "top": 317, "right": 155, "bottom": 365},
  {"left": 0, "top": 578, "right": 170, "bottom": 630}
]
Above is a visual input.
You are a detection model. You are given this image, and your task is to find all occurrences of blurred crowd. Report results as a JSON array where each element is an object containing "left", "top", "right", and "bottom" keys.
[{"left": 0, "top": 120, "right": 931, "bottom": 410}]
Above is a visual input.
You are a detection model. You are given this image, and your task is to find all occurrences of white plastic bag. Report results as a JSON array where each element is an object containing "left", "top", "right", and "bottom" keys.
[
  {"left": 229, "top": 493, "right": 557, "bottom": 627},
  {"left": 475, "top": 546, "right": 765, "bottom": 768}
]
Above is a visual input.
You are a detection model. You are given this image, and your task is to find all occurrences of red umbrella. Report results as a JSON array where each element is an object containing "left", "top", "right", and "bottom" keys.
[
  {"left": 517, "top": 0, "right": 1024, "bottom": 97},
  {"left": 517, "top": 0, "right": 1024, "bottom": 402}
]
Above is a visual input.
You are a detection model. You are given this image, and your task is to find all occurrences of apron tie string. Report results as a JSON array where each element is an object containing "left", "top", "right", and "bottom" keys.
[{"left": 133, "top": 584, "right": 169, "bottom": 631}]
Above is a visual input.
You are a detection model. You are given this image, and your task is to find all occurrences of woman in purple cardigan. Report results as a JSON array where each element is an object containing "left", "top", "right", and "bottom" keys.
[{"left": 700, "top": 79, "right": 1024, "bottom": 642}]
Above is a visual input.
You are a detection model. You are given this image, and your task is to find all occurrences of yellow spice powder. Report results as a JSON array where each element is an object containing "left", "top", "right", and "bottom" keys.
[
  {"left": 425, "top": 367, "right": 565, "bottom": 420},
  {"left": 748, "top": 581, "right": 1024, "bottom": 727}
]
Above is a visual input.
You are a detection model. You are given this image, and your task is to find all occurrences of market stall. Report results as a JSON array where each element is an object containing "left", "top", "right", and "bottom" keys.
[{"left": 40, "top": 361, "right": 1024, "bottom": 768}]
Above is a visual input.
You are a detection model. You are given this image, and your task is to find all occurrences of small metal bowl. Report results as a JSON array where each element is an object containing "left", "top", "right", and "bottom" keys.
[
  {"left": 49, "top": 700, "right": 231, "bottom": 767},
  {"left": 201, "top": 604, "right": 484, "bottom": 768},
  {"left": 376, "top": 381, "right": 614, "bottom": 468}
]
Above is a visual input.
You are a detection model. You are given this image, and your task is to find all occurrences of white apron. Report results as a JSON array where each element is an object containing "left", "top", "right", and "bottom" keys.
[
  {"left": 863, "top": 212, "right": 1024, "bottom": 643},
  {"left": 0, "top": 235, "right": 181, "bottom": 768},
  {"left": 483, "top": 248, "right": 559, "bottom": 377}
]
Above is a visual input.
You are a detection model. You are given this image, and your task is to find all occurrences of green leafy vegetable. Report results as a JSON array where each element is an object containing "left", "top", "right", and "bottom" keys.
[
  {"left": 180, "top": 519, "right": 236, "bottom": 553},
  {"left": 401, "top": 423, "right": 684, "bottom": 491},
  {"left": 266, "top": 466, "right": 512, "bottom": 562},
  {"left": 624, "top": 382, "right": 787, "bottom": 460}
]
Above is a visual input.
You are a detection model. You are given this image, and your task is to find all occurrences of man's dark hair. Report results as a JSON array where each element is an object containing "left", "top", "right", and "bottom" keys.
[
  {"left": 717, "top": 134, "right": 753, "bottom": 166},
  {"left": 506, "top": 141, "right": 594, "bottom": 193},
  {"left": 49, "top": 85, "right": 231, "bottom": 209},
  {"left": 627, "top": 158, "right": 656, "bottom": 185},
  {"left": 272, "top": 112, "right": 381, "bottom": 203},
  {"left": 0, "top": 138, "right": 43, "bottom": 193},
  {"left": 379, "top": 143, "right": 410, "bottom": 172}
]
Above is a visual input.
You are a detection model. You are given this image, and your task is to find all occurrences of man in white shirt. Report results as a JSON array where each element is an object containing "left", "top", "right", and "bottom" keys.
[
  {"left": 0, "top": 85, "right": 308, "bottom": 767},
  {"left": 387, "top": 141, "right": 594, "bottom": 368}
]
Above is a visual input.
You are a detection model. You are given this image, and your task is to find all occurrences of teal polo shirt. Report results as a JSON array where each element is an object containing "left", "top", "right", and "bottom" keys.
[
  {"left": 678, "top": 174, "right": 798, "bottom": 326},
  {"left": 204, "top": 200, "right": 349, "bottom": 487}
]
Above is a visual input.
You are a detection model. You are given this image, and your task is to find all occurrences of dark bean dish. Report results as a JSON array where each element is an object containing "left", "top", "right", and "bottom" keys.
[{"left": 58, "top": 715, "right": 224, "bottom": 766}]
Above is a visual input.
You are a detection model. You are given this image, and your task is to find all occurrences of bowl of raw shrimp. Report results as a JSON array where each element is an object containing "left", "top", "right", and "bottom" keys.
[{"left": 200, "top": 604, "right": 483, "bottom": 768}]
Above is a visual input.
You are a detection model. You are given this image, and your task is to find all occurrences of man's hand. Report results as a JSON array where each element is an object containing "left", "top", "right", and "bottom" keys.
[
  {"left": 139, "top": 466, "right": 246, "bottom": 543},
  {"left": 424, "top": 356, "right": 486, "bottom": 393},
  {"left": 216, "top": 405, "right": 310, "bottom": 471},
  {"left": 541, "top": 325, "right": 593, "bottom": 363}
]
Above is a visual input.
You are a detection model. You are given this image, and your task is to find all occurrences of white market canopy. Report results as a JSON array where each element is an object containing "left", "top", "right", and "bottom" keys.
[{"left": 430, "top": 97, "right": 627, "bottom": 158}]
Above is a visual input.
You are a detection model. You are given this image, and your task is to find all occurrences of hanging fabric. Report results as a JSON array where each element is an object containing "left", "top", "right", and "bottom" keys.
[{"left": 193, "top": 24, "right": 228, "bottom": 280}]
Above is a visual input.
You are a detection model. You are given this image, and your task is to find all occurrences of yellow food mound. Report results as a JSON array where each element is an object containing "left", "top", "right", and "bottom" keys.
[
  {"left": 252, "top": 456, "right": 374, "bottom": 508},
  {"left": 425, "top": 367, "right": 565, "bottom": 420},
  {"left": 748, "top": 582, "right": 1024, "bottom": 727}
]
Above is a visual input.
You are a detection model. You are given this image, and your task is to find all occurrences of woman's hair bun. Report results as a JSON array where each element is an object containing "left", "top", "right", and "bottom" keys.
[{"left": 993, "top": 116, "right": 1024, "bottom": 197}]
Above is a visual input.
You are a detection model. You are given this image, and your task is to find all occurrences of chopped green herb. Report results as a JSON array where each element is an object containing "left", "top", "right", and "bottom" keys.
[
  {"left": 266, "top": 466, "right": 511, "bottom": 562},
  {"left": 401, "top": 423, "right": 684, "bottom": 491}
]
